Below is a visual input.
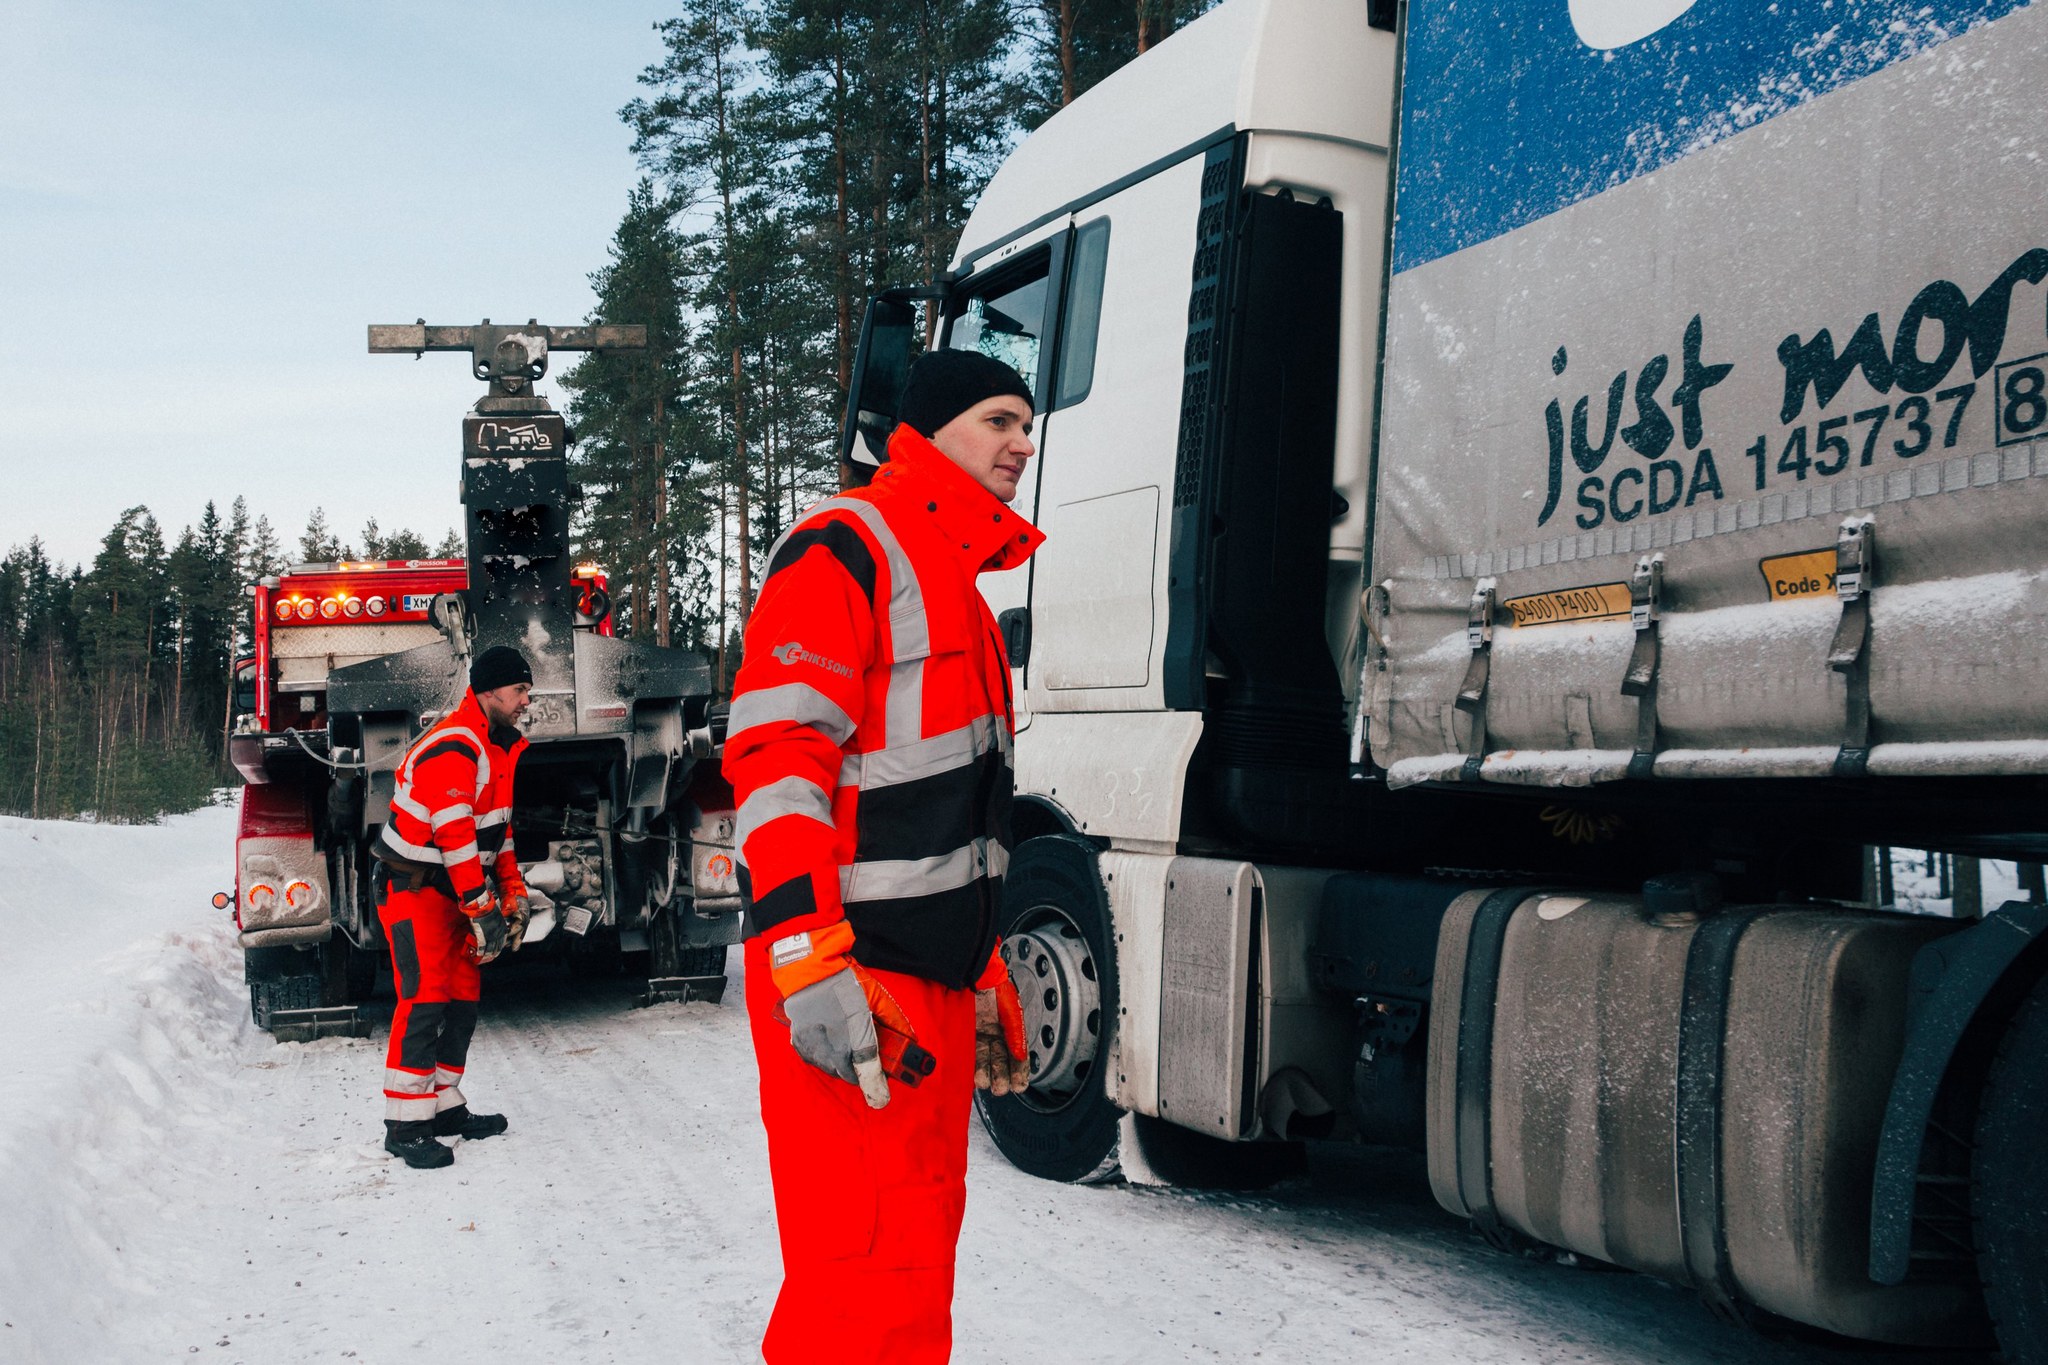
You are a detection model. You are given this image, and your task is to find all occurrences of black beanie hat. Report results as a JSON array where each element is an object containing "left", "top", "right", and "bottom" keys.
[
  {"left": 896, "top": 349, "right": 1034, "bottom": 439},
  {"left": 470, "top": 645, "right": 532, "bottom": 694}
]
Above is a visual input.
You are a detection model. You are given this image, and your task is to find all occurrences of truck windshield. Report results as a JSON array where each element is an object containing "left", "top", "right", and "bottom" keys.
[{"left": 948, "top": 265, "right": 1048, "bottom": 392}]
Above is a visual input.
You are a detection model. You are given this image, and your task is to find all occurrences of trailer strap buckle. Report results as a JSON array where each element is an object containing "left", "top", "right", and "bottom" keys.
[
  {"left": 1455, "top": 579, "right": 1497, "bottom": 780},
  {"left": 1828, "top": 518, "right": 1875, "bottom": 776},
  {"left": 1623, "top": 555, "right": 1664, "bottom": 780}
]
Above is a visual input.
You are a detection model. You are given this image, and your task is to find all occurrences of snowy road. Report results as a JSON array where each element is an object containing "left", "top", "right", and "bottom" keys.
[{"left": 0, "top": 808, "right": 1996, "bottom": 1364}]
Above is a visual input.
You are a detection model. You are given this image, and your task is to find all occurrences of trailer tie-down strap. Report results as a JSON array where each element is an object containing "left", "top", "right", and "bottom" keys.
[
  {"left": 1828, "top": 519, "right": 1875, "bottom": 778},
  {"left": 1621, "top": 554, "right": 1664, "bottom": 781},
  {"left": 1454, "top": 579, "right": 1496, "bottom": 782},
  {"left": 1675, "top": 907, "right": 1770, "bottom": 1324}
]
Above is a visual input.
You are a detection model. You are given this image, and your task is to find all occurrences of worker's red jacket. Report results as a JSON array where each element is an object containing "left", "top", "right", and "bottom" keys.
[
  {"left": 373, "top": 689, "right": 528, "bottom": 904},
  {"left": 726, "top": 426, "right": 1045, "bottom": 989}
]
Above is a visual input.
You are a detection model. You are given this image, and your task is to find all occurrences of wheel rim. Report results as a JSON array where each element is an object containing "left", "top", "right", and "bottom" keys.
[{"left": 1005, "top": 904, "right": 1103, "bottom": 1113}]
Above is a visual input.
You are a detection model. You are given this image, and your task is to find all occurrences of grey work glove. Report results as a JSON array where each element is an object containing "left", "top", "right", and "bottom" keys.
[
  {"left": 465, "top": 907, "right": 509, "bottom": 964},
  {"left": 781, "top": 967, "right": 892, "bottom": 1109},
  {"left": 503, "top": 895, "right": 531, "bottom": 952}
]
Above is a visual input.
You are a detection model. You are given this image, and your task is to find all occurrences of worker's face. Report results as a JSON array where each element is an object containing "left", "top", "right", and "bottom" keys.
[
  {"left": 477, "top": 682, "right": 532, "bottom": 727},
  {"left": 929, "top": 395, "right": 1035, "bottom": 503}
]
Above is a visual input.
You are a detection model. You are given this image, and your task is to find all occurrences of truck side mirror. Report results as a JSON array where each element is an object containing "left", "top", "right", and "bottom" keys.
[{"left": 840, "top": 295, "right": 918, "bottom": 466}]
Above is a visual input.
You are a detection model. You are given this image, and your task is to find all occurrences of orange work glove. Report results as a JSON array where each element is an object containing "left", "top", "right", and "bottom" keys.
[
  {"left": 769, "top": 921, "right": 936, "bottom": 1105},
  {"left": 974, "top": 943, "right": 1030, "bottom": 1096}
]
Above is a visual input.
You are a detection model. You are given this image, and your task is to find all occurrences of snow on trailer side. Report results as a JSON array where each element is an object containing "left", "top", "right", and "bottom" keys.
[{"left": 1368, "top": 1, "right": 2048, "bottom": 788}]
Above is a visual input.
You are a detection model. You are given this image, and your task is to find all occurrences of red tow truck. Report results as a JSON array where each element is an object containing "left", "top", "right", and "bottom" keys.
[{"left": 220, "top": 557, "right": 681, "bottom": 1039}]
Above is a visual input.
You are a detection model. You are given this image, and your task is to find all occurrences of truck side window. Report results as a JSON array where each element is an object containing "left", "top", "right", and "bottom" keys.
[
  {"left": 1054, "top": 217, "right": 1111, "bottom": 408},
  {"left": 949, "top": 262, "right": 1050, "bottom": 394}
]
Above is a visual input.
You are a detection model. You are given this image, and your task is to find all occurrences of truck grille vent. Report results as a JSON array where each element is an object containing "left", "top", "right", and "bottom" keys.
[{"left": 1174, "top": 146, "right": 1239, "bottom": 510}]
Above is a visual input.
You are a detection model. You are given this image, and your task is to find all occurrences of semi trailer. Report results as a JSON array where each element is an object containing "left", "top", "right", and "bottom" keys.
[
  {"left": 840, "top": 0, "right": 2048, "bottom": 1351},
  {"left": 221, "top": 323, "right": 738, "bottom": 1038}
]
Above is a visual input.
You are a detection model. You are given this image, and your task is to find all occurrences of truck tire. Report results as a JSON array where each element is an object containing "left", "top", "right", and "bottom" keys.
[
  {"left": 1974, "top": 967, "right": 2048, "bottom": 1365},
  {"left": 244, "top": 945, "right": 321, "bottom": 1031},
  {"left": 974, "top": 835, "right": 1124, "bottom": 1184}
]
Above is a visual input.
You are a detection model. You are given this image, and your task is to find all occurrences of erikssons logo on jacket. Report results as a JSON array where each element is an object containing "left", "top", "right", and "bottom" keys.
[{"left": 771, "top": 640, "right": 854, "bottom": 678}]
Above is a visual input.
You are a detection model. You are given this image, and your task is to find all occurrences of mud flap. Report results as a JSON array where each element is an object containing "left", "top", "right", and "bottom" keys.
[
  {"left": 639, "top": 975, "right": 727, "bottom": 1006},
  {"left": 269, "top": 1005, "right": 373, "bottom": 1043}
]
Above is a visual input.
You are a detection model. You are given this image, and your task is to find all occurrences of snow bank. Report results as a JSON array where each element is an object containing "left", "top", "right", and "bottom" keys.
[{"left": 0, "top": 806, "right": 248, "bottom": 1363}]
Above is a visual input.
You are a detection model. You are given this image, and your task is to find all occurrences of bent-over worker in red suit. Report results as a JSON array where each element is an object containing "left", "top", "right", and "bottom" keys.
[
  {"left": 371, "top": 644, "right": 534, "bottom": 1170},
  {"left": 725, "top": 349, "right": 1044, "bottom": 1363}
]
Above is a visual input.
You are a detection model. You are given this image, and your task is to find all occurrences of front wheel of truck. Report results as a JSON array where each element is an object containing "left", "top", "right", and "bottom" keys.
[
  {"left": 1975, "top": 967, "right": 2048, "bottom": 1365},
  {"left": 974, "top": 835, "right": 1124, "bottom": 1184}
]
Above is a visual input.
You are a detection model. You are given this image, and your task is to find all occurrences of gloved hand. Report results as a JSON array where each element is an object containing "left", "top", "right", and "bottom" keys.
[
  {"left": 975, "top": 977, "right": 1030, "bottom": 1095},
  {"left": 783, "top": 968, "right": 890, "bottom": 1107},
  {"left": 460, "top": 889, "right": 508, "bottom": 964},
  {"left": 974, "top": 943, "right": 1030, "bottom": 1096},
  {"left": 502, "top": 894, "right": 531, "bottom": 952},
  {"left": 770, "top": 921, "right": 935, "bottom": 1107}
]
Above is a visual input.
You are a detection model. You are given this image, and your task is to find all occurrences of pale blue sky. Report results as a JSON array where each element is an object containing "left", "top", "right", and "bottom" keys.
[{"left": 2, "top": 0, "right": 675, "bottom": 566}]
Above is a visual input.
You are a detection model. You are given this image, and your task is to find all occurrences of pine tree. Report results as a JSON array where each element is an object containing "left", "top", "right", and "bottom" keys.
[
  {"left": 299, "top": 507, "right": 349, "bottom": 563},
  {"left": 629, "top": 0, "right": 776, "bottom": 658},
  {"left": 361, "top": 519, "right": 433, "bottom": 560},
  {"left": 1011, "top": 0, "right": 1214, "bottom": 124},
  {"left": 563, "top": 179, "right": 697, "bottom": 644},
  {"left": 245, "top": 514, "right": 285, "bottom": 582}
]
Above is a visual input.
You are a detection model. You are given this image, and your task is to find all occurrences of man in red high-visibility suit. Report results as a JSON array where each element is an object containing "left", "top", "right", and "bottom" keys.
[
  {"left": 371, "top": 645, "right": 533, "bottom": 1170},
  {"left": 725, "top": 349, "right": 1044, "bottom": 1363}
]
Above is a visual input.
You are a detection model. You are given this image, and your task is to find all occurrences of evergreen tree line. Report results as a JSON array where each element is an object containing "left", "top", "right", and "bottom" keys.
[
  {"left": 0, "top": 504, "right": 459, "bottom": 822},
  {"left": 562, "top": 0, "right": 1212, "bottom": 683}
]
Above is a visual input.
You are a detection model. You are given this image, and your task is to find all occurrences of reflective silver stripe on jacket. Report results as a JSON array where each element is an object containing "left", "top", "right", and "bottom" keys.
[
  {"left": 777, "top": 497, "right": 931, "bottom": 743},
  {"left": 841, "top": 838, "right": 1008, "bottom": 903},
  {"left": 389, "top": 724, "right": 489, "bottom": 822},
  {"left": 394, "top": 724, "right": 489, "bottom": 793},
  {"left": 768, "top": 496, "right": 1010, "bottom": 906},
  {"left": 728, "top": 681, "right": 857, "bottom": 748},
  {"left": 376, "top": 825, "right": 477, "bottom": 868},
  {"left": 429, "top": 803, "right": 474, "bottom": 830},
  {"left": 474, "top": 807, "right": 510, "bottom": 830},
  {"left": 838, "top": 715, "right": 1004, "bottom": 791},
  {"left": 735, "top": 774, "right": 835, "bottom": 857}
]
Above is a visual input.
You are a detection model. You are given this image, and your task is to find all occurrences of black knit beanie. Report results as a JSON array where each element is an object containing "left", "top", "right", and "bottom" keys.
[
  {"left": 896, "top": 349, "right": 1034, "bottom": 439},
  {"left": 470, "top": 645, "right": 532, "bottom": 693}
]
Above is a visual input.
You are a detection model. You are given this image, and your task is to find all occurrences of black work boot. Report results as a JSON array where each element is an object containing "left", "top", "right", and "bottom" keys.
[
  {"left": 432, "top": 1104, "right": 509, "bottom": 1140},
  {"left": 384, "top": 1120, "right": 454, "bottom": 1169}
]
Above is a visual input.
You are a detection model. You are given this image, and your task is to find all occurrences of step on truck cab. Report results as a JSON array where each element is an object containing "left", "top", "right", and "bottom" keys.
[{"left": 841, "top": 0, "right": 2048, "bottom": 1353}]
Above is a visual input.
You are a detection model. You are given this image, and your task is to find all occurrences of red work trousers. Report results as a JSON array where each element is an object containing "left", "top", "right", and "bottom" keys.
[
  {"left": 746, "top": 938, "right": 978, "bottom": 1365},
  {"left": 378, "top": 885, "right": 482, "bottom": 1123}
]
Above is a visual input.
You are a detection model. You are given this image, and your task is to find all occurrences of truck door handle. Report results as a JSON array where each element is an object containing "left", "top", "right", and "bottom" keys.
[{"left": 997, "top": 608, "right": 1031, "bottom": 669}]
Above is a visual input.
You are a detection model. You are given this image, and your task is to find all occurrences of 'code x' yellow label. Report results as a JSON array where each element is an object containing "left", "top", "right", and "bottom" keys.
[{"left": 1760, "top": 549, "right": 1837, "bottom": 601}]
